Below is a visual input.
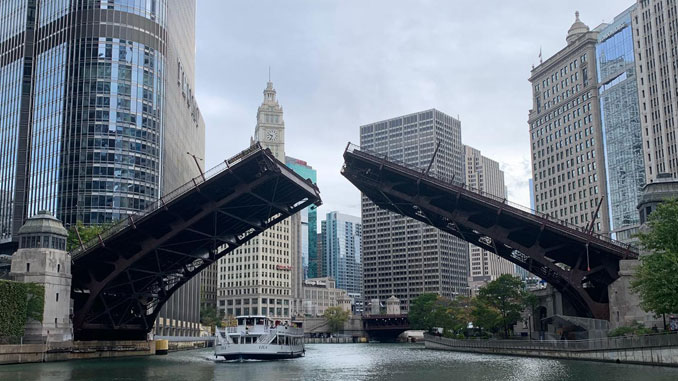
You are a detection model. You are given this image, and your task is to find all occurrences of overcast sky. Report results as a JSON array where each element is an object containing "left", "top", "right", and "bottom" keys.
[{"left": 195, "top": 0, "right": 631, "bottom": 223}]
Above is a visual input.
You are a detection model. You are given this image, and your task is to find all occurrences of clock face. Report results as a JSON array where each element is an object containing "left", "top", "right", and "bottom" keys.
[{"left": 265, "top": 129, "right": 278, "bottom": 142}]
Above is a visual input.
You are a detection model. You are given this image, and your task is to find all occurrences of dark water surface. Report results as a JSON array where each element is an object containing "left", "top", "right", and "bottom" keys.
[{"left": 2, "top": 343, "right": 678, "bottom": 380}]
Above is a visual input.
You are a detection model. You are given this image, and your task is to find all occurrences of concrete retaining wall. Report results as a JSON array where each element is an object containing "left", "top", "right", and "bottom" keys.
[
  {"left": 303, "top": 317, "right": 364, "bottom": 336},
  {"left": 0, "top": 340, "right": 154, "bottom": 365},
  {"left": 304, "top": 337, "right": 355, "bottom": 344},
  {"left": 424, "top": 334, "right": 678, "bottom": 367}
]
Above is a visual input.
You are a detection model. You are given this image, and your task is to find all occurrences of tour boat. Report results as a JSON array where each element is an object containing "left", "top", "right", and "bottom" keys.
[{"left": 214, "top": 315, "right": 305, "bottom": 361}]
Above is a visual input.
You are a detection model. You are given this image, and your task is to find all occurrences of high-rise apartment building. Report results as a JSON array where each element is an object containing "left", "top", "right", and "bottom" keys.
[
  {"left": 285, "top": 157, "right": 317, "bottom": 317},
  {"left": 316, "top": 232, "right": 324, "bottom": 277},
  {"left": 360, "top": 109, "right": 468, "bottom": 310},
  {"left": 463, "top": 145, "right": 515, "bottom": 294},
  {"left": 597, "top": 5, "right": 645, "bottom": 242},
  {"left": 285, "top": 157, "right": 317, "bottom": 279},
  {"left": 217, "top": 81, "right": 293, "bottom": 319},
  {"left": 633, "top": 0, "right": 678, "bottom": 183},
  {"left": 321, "top": 212, "right": 362, "bottom": 306},
  {"left": 0, "top": 0, "right": 205, "bottom": 336},
  {"left": 528, "top": 12, "right": 611, "bottom": 235}
]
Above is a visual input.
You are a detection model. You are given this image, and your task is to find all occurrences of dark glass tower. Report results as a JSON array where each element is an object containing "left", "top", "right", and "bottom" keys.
[
  {"left": 596, "top": 5, "right": 645, "bottom": 242},
  {"left": 0, "top": 0, "right": 205, "bottom": 336}
]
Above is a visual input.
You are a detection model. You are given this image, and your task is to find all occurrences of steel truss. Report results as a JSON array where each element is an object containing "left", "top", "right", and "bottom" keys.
[
  {"left": 341, "top": 144, "right": 637, "bottom": 320},
  {"left": 71, "top": 146, "right": 321, "bottom": 340}
]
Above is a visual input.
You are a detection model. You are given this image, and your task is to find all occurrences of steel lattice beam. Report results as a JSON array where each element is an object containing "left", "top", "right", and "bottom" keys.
[
  {"left": 71, "top": 146, "right": 321, "bottom": 340},
  {"left": 342, "top": 145, "right": 638, "bottom": 320}
]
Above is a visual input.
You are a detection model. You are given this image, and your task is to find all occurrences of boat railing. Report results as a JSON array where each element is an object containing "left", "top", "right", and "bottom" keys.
[
  {"left": 256, "top": 332, "right": 276, "bottom": 344},
  {"left": 275, "top": 326, "right": 304, "bottom": 336}
]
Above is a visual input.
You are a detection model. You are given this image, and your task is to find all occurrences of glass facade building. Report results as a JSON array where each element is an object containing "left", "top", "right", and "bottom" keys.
[
  {"left": 0, "top": 0, "right": 205, "bottom": 336},
  {"left": 321, "top": 211, "right": 362, "bottom": 305},
  {"left": 285, "top": 156, "right": 317, "bottom": 279},
  {"left": 596, "top": 5, "right": 645, "bottom": 238}
]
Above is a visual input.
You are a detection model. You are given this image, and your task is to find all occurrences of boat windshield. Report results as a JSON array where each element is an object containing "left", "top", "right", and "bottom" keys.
[{"left": 237, "top": 316, "right": 268, "bottom": 326}]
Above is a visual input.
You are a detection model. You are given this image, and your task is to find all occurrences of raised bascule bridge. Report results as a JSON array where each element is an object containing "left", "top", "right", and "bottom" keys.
[
  {"left": 341, "top": 143, "right": 638, "bottom": 321},
  {"left": 70, "top": 144, "right": 321, "bottom": 340}
]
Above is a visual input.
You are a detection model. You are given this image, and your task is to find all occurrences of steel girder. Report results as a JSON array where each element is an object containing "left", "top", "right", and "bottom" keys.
[
  {"left": 71, "top": 146, "right": 321, "bottom": 340},
  {"left": 341, "top": 145, "right": 638, "bottom": 320}
]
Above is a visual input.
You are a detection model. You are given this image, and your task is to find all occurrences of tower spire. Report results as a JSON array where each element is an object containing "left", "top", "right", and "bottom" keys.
[{"left": 268, "top": 66, "right": 271, "bottom": 82}]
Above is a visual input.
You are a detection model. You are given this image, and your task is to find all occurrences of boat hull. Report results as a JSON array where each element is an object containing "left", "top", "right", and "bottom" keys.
[
  {"left": 218, "top": 351, "right": 304, "bottom": 360},
  {"left": 215, "top": 343, "right": 305, "bottom": 360}
]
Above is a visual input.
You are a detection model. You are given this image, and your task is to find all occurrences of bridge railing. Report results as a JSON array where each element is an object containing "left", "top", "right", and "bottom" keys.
[
  {"left": 424, "top": 332, "right": 678, "bottom": 352},
  {"left": 70, "top": 144, "right": 265, "bottom": 260},
  {"left": 344, "top": 143, "right": 637, "bottom": 255}
]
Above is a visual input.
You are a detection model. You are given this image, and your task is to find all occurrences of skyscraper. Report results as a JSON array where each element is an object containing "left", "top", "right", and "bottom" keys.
[
  {"left": 316, "top": 232, "right": 324, "bottom": 277},
  {"left": 321, "top": 211, "right": 362, "bottom": 307},
  {"left": 463, "top": 145, "right": 515, "bottom": 294},
  {"left": 217, "top": 80, "right": 293, "bottom": 319},
  {"left": 633, "top": 1, "right": 678, "bottom": 182},
  {"left": 0, "top": 0, "right": 205, "bottom": 336},
  {"left": 528, "top": 12, "right": 611, "bottom": 235},
  {"left": 284, "top": 156, "right": 318, "bottom": 316},
  {"left": 597, "top": 5, "right": 645, "bottom": 242},
  {"left": 359, "top": 109, "right": 468, "bottom": 310},
  {"left": 285, "top": 157, "right": 318, "bottom": 279}
]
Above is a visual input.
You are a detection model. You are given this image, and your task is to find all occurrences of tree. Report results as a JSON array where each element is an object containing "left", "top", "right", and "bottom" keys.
[
  {"left": 200, "top": 306, "right": 223, "bottom": 333},
  {"left": 631, "top": 198, "right": 678, "bottom": 317},
  {"left": 409, "top": 293, "right": 468, "bottom": 334},
  {"left": 67, "top": 221, "right": 111, "bottom": 251},
  {"left": 477, "top": 274, "right": 528, "bottom": 337},
  {"left": 408, "top": 294, "right": 442, "bottom": 332},
  {"left": 470, "top": 298, "right": 502, "bottom": 334},
  {"left": 449, "top": 295, "right": 473, "bottom": 333},
  {"left": 324, "top": 306, "right": 350, "bottom": 333}
]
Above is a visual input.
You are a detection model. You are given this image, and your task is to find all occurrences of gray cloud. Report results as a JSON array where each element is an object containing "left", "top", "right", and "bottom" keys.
[{"left": 196, "top": 0, "right": 631, "bottom": 220}]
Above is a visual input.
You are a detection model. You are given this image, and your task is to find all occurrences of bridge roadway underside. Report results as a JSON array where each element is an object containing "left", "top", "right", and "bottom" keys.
[
  {"left": 71, "top": 147, "right": 321, "bottom": 340},
  {"left": 341, "top": 146, "right": 637, "bottom": 320},
  {"left": 363, "top": 315, "right": 410, "bottom": 342}
]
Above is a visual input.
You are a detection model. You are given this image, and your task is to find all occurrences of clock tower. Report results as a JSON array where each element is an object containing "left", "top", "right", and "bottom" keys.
[
  {"left": 253, "top": 80, "right": 285, "bottom": 161},
  {"left": 216, "top": 78, "right": 294, "bottom": 321}
]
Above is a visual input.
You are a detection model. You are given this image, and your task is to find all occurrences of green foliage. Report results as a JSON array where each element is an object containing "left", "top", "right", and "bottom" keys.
[
  {"left": 67, "top": 221, "right": 111, "bottom": 251},
  {"left": 608, "top": 321, "right": 653, "bottom": 337},
  {"left": 410, "top": 277, "right": 533, "bottom": 339},
  {"left": 409, "top": 294, "right": 439, "bottom": 331},
  {"left": 323, "top": 306, "right": 350, "bottom": 333},
  {"left": 631, "top": 198, "right": 678, "bottom": 316},
  {"left": 0, "top": 280, "right": 44, "bottom": 338},
  {"left": 0, "top": 280, "right": 27, "bottom": 337},
  {"left": 409, "top": 293, "right": 469, "bottom": 334},
  {"left": 470, "top": 298, "right": 502, "bottom": 333},
  {"left": 25, "top": 283, "right": 45, "bottom": 322},
  {"left": 476, "top": 274, "right": 530, "bottom": 337},
  {"left": 200, "top": 306, "right": 224, "bottom": 331}
]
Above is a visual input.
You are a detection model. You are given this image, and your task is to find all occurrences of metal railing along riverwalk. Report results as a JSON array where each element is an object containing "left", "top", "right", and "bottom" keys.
[{"left": 424, "top": 332, "right": 678, "bottom": 352}]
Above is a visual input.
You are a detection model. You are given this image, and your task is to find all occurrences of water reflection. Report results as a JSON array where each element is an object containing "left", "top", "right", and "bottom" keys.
[{"left": 2, "top": 343, "right": 678, "bottom": 381}]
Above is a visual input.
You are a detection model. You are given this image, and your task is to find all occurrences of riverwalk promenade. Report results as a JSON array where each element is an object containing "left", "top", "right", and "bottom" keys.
[{"left": 424, "top": 332, "right": 678, "bottom": 367}]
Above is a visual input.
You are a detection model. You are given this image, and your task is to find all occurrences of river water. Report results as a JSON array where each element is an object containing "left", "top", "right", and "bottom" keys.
[{"left": 2, "top": 343, "right": 678, "bottom": 381}]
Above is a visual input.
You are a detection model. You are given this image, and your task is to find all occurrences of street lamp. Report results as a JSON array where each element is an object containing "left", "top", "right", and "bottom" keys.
[{"left": 186, "top": 152, "right": 205, "bottom": 181}]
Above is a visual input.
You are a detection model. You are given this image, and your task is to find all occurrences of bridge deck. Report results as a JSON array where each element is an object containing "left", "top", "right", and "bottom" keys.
[
  {"left": 341, "top": 143, "right": 637, "bottom": 320},
  {"left": 71, "top": 144, "right": 321, "bottom": 340}
]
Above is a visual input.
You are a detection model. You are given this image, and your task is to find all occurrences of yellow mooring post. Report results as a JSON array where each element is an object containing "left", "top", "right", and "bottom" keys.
[{"left": 155, "top": 339, "right": 169, "bottom": 355}]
